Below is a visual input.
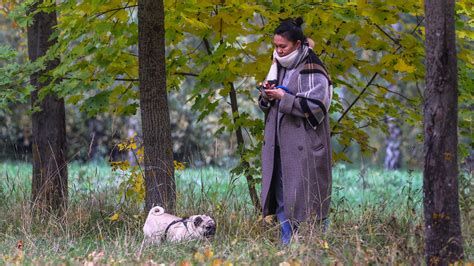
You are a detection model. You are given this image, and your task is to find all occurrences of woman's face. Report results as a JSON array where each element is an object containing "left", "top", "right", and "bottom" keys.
[{"left": 273, "top": 34, "right": 301, "bottom": 57}]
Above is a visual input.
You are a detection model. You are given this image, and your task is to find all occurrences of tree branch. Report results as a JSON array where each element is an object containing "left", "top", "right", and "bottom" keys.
[
  {"left": 201, "top": 36, "right": 260, "bottom": 210},
  {"left": 259, "top": 14, "right": 266, "bottom": 27},
  {"left": 95, "top": 4, "right": 138, "bottom": 18},
  {"left": 332, "top": 19, "right": 423, "bottom": 131},
  {"left": 357, "top": 118, "right": 387, "bottom": 129},
  {"left": 374, "top": 23, "right": 400, "bottom": 45},
  {"left": 41, "top": 74, "right": 138, "bottom": 82},
  {"left": 410, "top": 16, "right": 425, "bottom": 35},
  {"left": 235, "top": 40, "right": 257, "bottom": 61},
  {"left": 414, "top": 72, "right": 424, "bottom": 101},
  {"left": 203, "top": 38, "right": 213, "bottom": 55},
  {"left": 173, "top": 72, "right": 198, "bottom": 77},
  {"left": 184, "top": 40, "right": 204, "bottom": 56},
  {"left": 332, "top": 73, "right": 378, "bottom": 132},
  {"left": 114, "top": 78, "right": 139, "bottom": 82},
  {"left": 372, "top": 84, "right": 416, "bottom": 102}
]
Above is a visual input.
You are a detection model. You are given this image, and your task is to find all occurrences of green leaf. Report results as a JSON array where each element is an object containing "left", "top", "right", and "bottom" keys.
[{"left": 80, "top": 91, "right": 112, "bottom": 117}]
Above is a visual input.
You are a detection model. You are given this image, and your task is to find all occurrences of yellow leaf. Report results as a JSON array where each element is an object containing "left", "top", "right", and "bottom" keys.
[
  {"left": 264, "top": 215, "right": 276, "bottom": 224},
  {"left": 204, "top": 247, "right": 214, "bottom": 259},
  {"left": 194, "top": 252, "right": 205, "bottom": 263},
  {"left": 289, "top": 259, "right": 301, "bottom": 266},
  {"left": 394, "top": 59, "right": 416, "bottom": 73},
  {"left": 173, "top": 160, "right": 186, "bottom": 171},
  {"left": 211, "top": 258, "right": 223, "bottom": 266},
  {"left": 180, "top": 260, "right": 192, "bottom": 266},
  {"left": 109, "top": 213, "right": 119, "bottom": 221},
  {"left": 111, "top": 160, "right": 130, "bottom": 171},
  {"left": 320, "top": 240, "right": 329, "bottom": 249},
  {"left": 118, "top": 143, "right": 126, "bottom": 151}
]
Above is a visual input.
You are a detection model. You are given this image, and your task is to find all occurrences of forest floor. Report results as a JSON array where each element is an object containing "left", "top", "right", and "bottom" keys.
[{"left": 0, "top": 162, "right": 472, "bottom": 265}]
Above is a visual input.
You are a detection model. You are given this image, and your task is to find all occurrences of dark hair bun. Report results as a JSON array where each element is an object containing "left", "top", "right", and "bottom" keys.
[
  {"left": 294, "top": 17, "right": 304, "bottom": 27},
  {"left": 279, "top": 17, "right": 304, "bottom": 28},
  {"left": 275, "top": 17, "right": 306, "bottom": 43}
]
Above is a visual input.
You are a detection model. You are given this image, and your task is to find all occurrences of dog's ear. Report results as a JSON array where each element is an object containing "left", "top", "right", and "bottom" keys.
[{"left": 193, "top": 216, "right": 204, "bottom": 227}]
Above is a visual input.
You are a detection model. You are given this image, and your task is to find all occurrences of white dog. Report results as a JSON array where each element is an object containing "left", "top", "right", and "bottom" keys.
[{"left": 142, "top": 206, "right": 216, "bottom": 244}]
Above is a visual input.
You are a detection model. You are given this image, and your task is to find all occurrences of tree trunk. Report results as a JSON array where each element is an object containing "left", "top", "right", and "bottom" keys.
[
  {"left": 202, "top": 37, "right": 261, "bottom": 211},
  {"left": 423, "top": 0, "right": 464, "bottom": 264},
  {"left": 384, "top": 116, "right": 402, "bottom": 170},
  {"left": 138, "top": 0, "right": 175, "bottom": 213},
  {"left": 229, "top": 82, "right": 261, "bottom": 211},
  {"left": 27, "top": 1, "right": 68, "bottom": 216},
  {"left": 127, "top": 115, "right": 141, "bottom": 166}
]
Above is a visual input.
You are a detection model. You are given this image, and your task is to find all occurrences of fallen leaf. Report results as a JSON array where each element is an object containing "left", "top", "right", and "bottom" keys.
[
  {"left": 263, "top": 215, "right": 276, "bottom": 224},
  {"left": 109, "top": 213, "right": 119, "bottom": 221},
  {"left": 194, "top": 252, "right": 205, "bottom": 263},
  {"left": 211, "top": 258, "right": 224, "bottom": 266},
  {"left": 320, "top": 240, "right": 329, "bottom": 249},
  {"left": 204, "top": 247, "right": 214, "bottom": 259},
  {"left": 180, "top": 260, "right": 192, "bottom": 266},
  {"left": 289, "top": 259, "right": 301, "bottom": 266},
  {"left": 275, "top": 250, "right": 285, "bottom": 256},
  {"left": 16, "top": 240, "right": 23, "bottom": 250}
]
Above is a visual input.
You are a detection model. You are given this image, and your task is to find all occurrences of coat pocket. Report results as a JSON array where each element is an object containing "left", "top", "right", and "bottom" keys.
[{"left": 306, "top": 122, "right": 324, "bottom": 150}]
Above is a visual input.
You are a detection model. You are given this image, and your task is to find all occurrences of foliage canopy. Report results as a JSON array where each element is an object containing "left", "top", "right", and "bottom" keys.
[{"left": 0, "top": 0, "right": 472, "bottom": 173}]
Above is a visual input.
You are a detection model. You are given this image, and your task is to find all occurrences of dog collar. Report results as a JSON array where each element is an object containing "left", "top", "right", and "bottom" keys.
[{"left": 162, "top": 219, "right": 189, "bottom": 241}]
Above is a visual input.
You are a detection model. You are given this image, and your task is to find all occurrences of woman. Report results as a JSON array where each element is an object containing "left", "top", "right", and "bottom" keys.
[{"left": 258, "top": 18, "right": 333, "bottom": 245}]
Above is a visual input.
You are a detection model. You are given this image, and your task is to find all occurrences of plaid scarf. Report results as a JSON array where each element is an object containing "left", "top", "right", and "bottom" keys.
[{"left": 296, "top": 48, "right": 333, "bottom": 129}]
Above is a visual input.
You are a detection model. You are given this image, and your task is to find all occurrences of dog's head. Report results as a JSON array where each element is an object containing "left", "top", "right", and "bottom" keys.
[{"left": 188, "top": 215, "right": 216, "bottom": 238}]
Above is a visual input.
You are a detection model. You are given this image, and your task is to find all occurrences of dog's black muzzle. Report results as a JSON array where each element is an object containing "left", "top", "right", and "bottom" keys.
[{"left": 204, "top": 224, "right": 216, "bottom": 237}]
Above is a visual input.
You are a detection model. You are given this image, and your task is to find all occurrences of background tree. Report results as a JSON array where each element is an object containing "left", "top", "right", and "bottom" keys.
[
  {"left": 384, "top": 87, "right": 402, "bottom": 170},
  {"left": 423, "top": 0, "right": 464, "bottom": 263},
  {"left": 138, "top": 0, "right": 175, "bottom": 212},
  {"left": 384, "top": 117, "right": 402, "bottom": 170},
  {"left": 27, "top": 0, "right": 68, "bottom": 215}
]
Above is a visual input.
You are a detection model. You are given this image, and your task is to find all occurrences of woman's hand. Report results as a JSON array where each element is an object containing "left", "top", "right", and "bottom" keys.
[{"left": 264, "top": 88, "right": 285, "bottom": 100}]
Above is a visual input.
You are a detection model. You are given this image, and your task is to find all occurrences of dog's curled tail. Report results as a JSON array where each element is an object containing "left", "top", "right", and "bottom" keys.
[{"left": 149, "top": 206, "right": 165, "bottom": 216}]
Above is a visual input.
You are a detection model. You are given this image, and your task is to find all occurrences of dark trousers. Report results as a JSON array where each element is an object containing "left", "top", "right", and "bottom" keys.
[{"left": 272, "top": 146, "right": 295, "bottom": 245}]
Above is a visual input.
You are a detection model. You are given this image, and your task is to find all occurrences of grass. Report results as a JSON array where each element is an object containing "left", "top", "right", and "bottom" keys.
[{"left": 0, "top": 161, "right": 472, "bottom": 265}]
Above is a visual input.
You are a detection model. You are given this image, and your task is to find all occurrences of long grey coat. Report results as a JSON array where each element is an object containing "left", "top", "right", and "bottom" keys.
[{"left": 259, "top": 52, "right": 332, "bottom": 222}]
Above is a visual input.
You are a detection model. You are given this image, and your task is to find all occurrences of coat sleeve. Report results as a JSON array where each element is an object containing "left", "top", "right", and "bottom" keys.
[{"left": 278, "top": 73, "right": 330, "bottom": 126}]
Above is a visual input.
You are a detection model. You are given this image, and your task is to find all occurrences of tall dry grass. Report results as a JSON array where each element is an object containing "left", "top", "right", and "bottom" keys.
[{"left": 0, "top": 162, "right": 472, "bottom": 264}]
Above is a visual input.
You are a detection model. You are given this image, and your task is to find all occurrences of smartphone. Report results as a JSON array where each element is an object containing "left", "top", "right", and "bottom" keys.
[
  {"left": 266, "top": 80, "right": 278, "bottom": 89},
  {"left": 256, "top": 82, "right": 270, "bottom": 99}
]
